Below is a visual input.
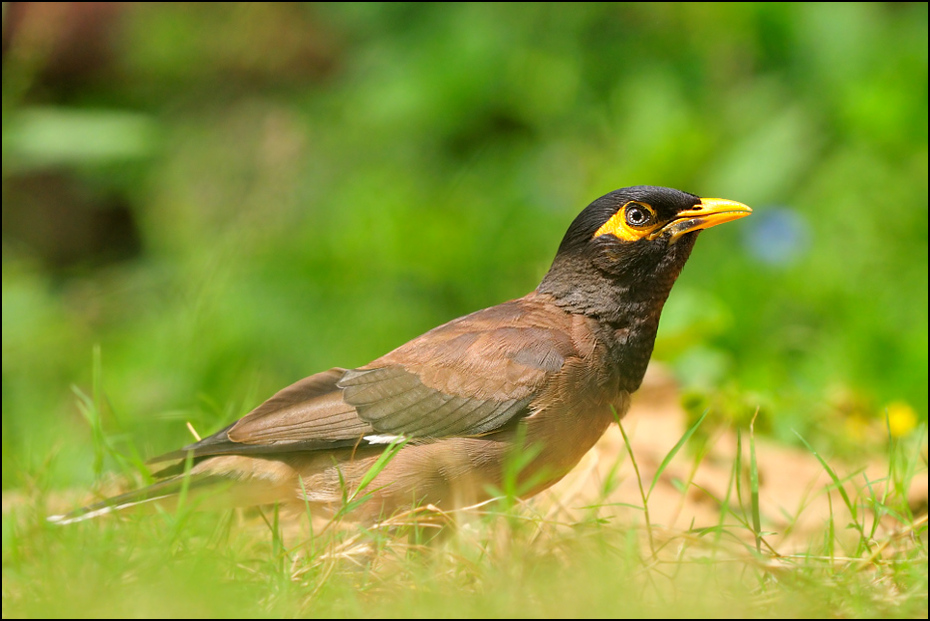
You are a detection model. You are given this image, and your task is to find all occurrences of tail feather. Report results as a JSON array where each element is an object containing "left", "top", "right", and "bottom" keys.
[{"left": 47, "top": 474, "right": 225, "bottom": 525}]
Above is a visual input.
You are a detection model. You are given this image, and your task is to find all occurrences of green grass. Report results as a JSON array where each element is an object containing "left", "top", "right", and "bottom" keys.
[{"left": 3, "top": 406, "right": 925, "bottom": 618}]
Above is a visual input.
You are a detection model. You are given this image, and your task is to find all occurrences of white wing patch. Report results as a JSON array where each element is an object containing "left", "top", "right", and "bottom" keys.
[{"left": 363, "top": 434, "right": 406, "bottom": 445}]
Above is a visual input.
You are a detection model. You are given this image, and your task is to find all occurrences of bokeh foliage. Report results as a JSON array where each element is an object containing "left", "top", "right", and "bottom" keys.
[{"left": 2, "top": 2, "right": 927, "bottom": 490}]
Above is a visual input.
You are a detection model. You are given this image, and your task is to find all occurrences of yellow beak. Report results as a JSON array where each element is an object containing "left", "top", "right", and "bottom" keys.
[{"left": 649, "top": 197, "right": 753, "bottom": 243}]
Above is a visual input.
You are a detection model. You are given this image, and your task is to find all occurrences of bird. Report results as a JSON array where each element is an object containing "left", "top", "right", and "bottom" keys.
[{"left": 49, "top": 186, "right": 751, "bottom": 524}]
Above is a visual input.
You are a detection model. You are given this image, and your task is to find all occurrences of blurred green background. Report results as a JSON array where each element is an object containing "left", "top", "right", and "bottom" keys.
[{"left": 2, "top": 3, "right": 927, "bottom": 491}]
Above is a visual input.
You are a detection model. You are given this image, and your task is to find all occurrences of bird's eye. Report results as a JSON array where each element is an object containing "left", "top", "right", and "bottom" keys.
[{"left": 624, "top": 203, "right": 652, "bottom": 228}]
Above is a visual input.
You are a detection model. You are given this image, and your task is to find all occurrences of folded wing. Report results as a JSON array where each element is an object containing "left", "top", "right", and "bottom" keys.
[{"left": 152, "top": 297, "right": 580, "bottom": 462}]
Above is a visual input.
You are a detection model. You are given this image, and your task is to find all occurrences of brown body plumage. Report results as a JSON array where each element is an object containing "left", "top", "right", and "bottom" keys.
[{"left": 50, "top": 186, "right": 750, "bottom": 524}]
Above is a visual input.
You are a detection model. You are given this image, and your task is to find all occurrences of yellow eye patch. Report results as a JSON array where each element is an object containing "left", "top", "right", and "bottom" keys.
[{"left": 593, "top": 202, "right": 659, "bottom": 241}]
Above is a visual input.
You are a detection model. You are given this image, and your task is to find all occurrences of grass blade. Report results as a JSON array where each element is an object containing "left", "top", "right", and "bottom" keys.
[
  {"left": 615, "top": 416, "right": 653, "bottom": 557},
  {"left": 647, "top": 409, "right": 709, "bottom": 499},
  {"left": 749, "top": 410, "right": 761, "bottom": 554},
  {"left": 793, "top": 428, "right": 871, "bottom": 554}
]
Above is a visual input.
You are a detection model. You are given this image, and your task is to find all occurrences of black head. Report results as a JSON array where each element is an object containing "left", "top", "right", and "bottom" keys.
[{"left": 538, "top": 186, "right": 751, "bottom": 321}]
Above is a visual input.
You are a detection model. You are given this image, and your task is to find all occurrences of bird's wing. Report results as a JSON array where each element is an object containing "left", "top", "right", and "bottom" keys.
[
  {"left": 150, "top": 368, "right": 371, "bottom": 461},
  {"left": 152, "top": 296, "right": 582, "bottom": 462},
  {"left": 342, "top": 297, "right": 579, "bottom": 437}
]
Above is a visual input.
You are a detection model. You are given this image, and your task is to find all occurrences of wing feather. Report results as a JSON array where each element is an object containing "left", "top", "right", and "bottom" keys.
[{"left": 152, "top": 295, "right": 584, "bottom": 463}]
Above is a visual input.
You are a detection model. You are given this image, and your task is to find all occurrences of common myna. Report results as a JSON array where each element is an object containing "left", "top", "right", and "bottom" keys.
[{"left": 50, "top": 186, "right": 751, "bottom": 523}]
